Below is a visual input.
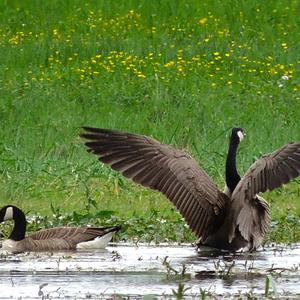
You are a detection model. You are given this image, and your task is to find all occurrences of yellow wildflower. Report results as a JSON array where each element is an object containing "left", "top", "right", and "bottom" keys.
[{"left": 199, "top": 18, "right": 208, "bottom": 26}]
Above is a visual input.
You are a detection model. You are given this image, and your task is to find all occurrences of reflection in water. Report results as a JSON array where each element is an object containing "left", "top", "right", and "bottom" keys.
[{"left": 0, "top": 243, "right": 299, "bottom": 299}]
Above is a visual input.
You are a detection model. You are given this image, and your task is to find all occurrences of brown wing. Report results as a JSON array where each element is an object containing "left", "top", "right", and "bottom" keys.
[
  {"left": 233, "top": 142, "right": 300, "bottom": 200},
  {"left": 23, "top": 237, "right": 76, "bottom": 251},
  {"left": 21, "top": 226, "right": 120, "bottom": 251},
  {"left": 230, "top": 142, "right": 300, "bottom": 243},
  {"left": 81, "top": 127, "right": 229, "bottom": 240},
  {"left": 28, "top": 227, "right": 113, "bottom": 242}
]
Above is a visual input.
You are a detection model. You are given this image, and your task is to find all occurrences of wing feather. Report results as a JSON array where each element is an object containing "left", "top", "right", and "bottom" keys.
[
  {"left": 233, "top": 142, "right": 300, "bottom": 202},
  {"left": 28, "top": 227, "right": 112, "bottom": 242},
  {"left": 230, "top": 142, "right": 300, "bottom": 244},
  {"left": 185, "top": 193, "right": 196, "bottom": 220},
  {"left": 81, "top": 127, "right": 229, "bottom": 239}
]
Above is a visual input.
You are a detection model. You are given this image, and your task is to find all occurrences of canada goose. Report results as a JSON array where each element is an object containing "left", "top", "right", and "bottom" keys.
[
  {"left": 0, "top": 205, "right": 120, "bottom": 252},
  {"left": 80, "top": 127, "right": 300, "bottom": 251}
]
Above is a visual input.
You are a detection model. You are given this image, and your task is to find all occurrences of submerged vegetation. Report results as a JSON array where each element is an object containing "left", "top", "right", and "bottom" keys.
[{"left": 0, "top": 0, "right": 299, "bottom": 243}]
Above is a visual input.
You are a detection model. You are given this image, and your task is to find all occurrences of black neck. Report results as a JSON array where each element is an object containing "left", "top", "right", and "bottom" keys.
[
  {"left": 9, "top": 207, "right": 27, "bottom": 241},
  {"left": 225, "top": 136, "right": 241, "bottom": 193}
]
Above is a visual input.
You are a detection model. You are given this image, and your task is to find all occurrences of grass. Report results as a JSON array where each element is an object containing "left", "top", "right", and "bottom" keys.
[{"left": 0, "top": 0, "right": 299, "bottom": 243}]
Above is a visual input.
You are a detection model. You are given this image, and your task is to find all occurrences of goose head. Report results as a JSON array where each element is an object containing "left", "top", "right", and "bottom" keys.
[
  {"left": 0, "top": 205, "right": 27, "bottom": 241},
  {"left": 230, "top": 127, "right": 246, "bottom": 145},
  {"left": 0, "top": 205, "right": 15, "bottom": 223}
]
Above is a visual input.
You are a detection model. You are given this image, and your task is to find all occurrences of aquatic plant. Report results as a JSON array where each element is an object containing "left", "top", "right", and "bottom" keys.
[
  {"left": 172, "top": 283, "right": 191, "bottom": 299},
  {"left": 265, "top": 274, "right": 278, "bottom": 298},
  {"left": 162, "top": 256, "right": 191, "bottom": 281},
  {"left": 213, "top": 259, "right": 235, "bottom": 279}
]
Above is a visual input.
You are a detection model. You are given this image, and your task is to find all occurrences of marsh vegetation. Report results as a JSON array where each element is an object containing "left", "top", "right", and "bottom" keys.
[{"left": 0, "top": 0, "right": 299, "bottom": 245}]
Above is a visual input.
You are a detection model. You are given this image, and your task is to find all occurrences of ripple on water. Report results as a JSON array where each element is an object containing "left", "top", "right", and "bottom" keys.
[{"left": 0, "top": 243, "right": 299, "bottom": 299}]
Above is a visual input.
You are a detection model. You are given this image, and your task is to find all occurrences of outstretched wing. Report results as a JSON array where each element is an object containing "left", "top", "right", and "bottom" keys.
[
  {"left": 81, "top": 127, "right": 229, "bottom": 240},
  {"left": 233, "top": 142, "right": 300, "bottom": 201},
  {"left": 230, "top": 142, "right": 300, "bottom": 243}
]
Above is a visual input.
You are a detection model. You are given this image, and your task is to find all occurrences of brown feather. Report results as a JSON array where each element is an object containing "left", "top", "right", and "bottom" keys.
[
  {"left": 81, "top": 127, "right": 229, "bottom": 240},
  {"left": 81, "top": 127, "right": 300, "bottom": 251},
  {"left": 230, "top": 142, "right": 300, "bottom": 245}
]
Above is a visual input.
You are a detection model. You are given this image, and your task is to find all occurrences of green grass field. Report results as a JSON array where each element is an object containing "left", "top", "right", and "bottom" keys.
[{"left": 0, "top": 0, "right": 299, "bottom": 243}]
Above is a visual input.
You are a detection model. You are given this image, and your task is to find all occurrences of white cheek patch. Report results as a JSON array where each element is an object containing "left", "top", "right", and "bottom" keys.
[
  {"left": 3, "top": 207, "right": 13, "bottom": 221},
  {"left": 237, "top": 130, "right": 244, "bottom": 142},
  {"left": 223, "top": 185, "right": 232, "bottom": 197}
]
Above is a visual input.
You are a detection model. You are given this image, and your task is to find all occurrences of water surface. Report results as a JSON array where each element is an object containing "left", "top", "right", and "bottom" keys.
[{"left": 0, "top": 243, "right": 299, "bottom": 299}]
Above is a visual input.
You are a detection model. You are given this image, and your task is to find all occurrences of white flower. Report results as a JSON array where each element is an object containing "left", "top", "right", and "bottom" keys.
[{"left": 281, "top": 75, "right": 289, "bottom": 80}]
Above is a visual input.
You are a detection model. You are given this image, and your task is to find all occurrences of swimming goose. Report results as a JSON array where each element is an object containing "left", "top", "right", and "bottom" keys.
[
  {"left": 80, "top": 127, "right": 300, "bottom": 251},
  {"left": 0, "top": 205, "right": 120, "bottom": 252}
]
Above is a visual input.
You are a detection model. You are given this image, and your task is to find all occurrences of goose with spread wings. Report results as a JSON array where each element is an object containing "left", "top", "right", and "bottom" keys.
[{"left": 81, "top": 127, "right": 300, "bottom": 251}]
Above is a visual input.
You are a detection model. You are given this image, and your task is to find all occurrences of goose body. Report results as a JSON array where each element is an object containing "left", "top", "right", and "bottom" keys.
[
  {"left": 81, "top": 127, "right": 300, "bottom": 251},
  {"left": 0, "top": 205, "right": 120, "bottom": 252}
]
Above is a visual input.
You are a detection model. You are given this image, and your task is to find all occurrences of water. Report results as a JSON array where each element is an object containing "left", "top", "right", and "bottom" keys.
[{"left": 0, "top": 243, "right": 299, "bottom": 299}]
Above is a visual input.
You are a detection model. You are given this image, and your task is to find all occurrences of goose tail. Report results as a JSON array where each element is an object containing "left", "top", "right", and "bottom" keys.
[{"left": 76, "top": 226, "right": 121, "bottom": 249}]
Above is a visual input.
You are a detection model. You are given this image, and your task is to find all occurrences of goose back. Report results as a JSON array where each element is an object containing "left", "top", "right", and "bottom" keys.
[{"left": 0, "top": 205, "right": 121, "bottom": 252}]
